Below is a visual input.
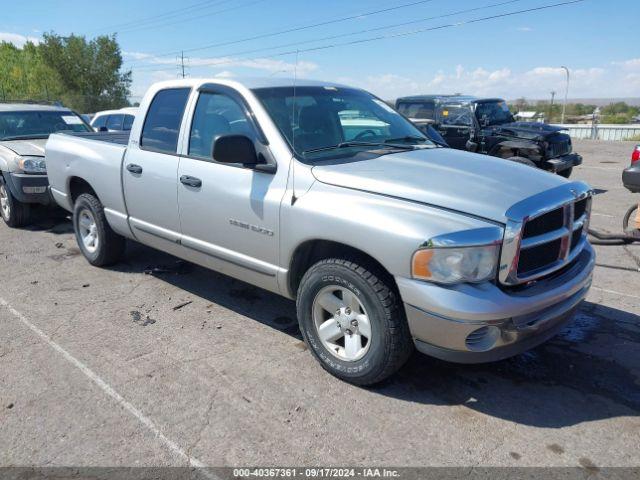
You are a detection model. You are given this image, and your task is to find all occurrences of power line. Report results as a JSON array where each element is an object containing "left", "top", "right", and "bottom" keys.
[
  {"left": 115, "top": 0, "right": 265, "bottom": 35},
  {"left": 129, "top": 0, "right": 440, "bottom": 62},
  {"left": 129, "top": 0, "right": 585, "bottom": 74},
  {"left": 93, "top": 0, "right": 235, "bottom": 34},
  {"left": 131, "top": 0, "right": 527, "bottom": 70}
]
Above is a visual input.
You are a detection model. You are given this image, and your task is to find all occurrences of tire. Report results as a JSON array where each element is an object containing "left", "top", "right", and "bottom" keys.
[
  {"left": 507, "top": 156, "right": 536, "bottom": 168},
  {"left": 73, "top": 193, "right": 125, "bottom": 266},
  {"left": 0, "top": 175, "right": 32, "bottom": 228},
  {"left": 558, "top": 167, "right": 573, "bottom": 178},
  {"left": 296, "top": 258, "right": 413, "bottom": 386},
  {"left": 623, "top": 204, "right": 639, "bottom": 233}
]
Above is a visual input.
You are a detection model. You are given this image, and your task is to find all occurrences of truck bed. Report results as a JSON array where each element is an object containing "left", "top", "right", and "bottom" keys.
[{"left": 60, "top": 131, "right": 130, "bottom": 146}]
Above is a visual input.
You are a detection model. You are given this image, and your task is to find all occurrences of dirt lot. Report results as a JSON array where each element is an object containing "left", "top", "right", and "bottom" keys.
[{"left": 0, "top": 140, "right": 639, "bottom": 471}]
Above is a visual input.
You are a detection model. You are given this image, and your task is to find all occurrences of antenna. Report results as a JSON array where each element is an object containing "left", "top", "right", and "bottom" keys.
[
  {"left": 177, "top": 51, "right": 189, "bottom": 78},
  {"left": 290, "top": 49, "right": 299, "bottom": 205}
]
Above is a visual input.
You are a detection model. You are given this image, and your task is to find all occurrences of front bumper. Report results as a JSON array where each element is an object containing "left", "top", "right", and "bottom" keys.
[
  {"left": 4, "top": 172, "right": 52, "bottom": 205},
  {"left": 545, "top": 153, "right": 582, "bottom": 172},
  {"left": 397, "top": 243, "right": 595, "bottom": 363}
]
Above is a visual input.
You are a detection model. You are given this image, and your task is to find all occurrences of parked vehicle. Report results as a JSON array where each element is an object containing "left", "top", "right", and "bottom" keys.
[
  {"left": 0, "top": 103, "right": 92, "bottom": 227},
  {"left": 396, "top": 95, "right": 582, "bottom": 177},
  {"left": 90, "top": 107, "right": 138, "bottom": 132},
  {"left": 622, "top": 145, "right": 640, "bottom": 194},
  {"left": 45, "top": 79, "right": 595, "bottom": 385}
]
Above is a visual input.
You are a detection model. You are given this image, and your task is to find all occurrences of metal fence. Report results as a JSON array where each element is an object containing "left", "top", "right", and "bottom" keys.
[{"left": 552, "top": 124, "right": 640, "bottom": 141}]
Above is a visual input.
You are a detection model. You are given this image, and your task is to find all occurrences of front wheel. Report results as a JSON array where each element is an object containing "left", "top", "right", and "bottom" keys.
[
  {"left": 73, "top": 193, "right": 125, "bottom": 266},
  {"left": 0, "top": 175, "right": 32, "bottom": 228},
  {"left": 296, "top": 258, "right": 413, "bottom": 385}
]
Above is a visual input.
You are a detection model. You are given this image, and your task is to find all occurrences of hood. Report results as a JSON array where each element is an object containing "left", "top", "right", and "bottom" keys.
[
  {"left": 0, "top": 138, "right": 47, "bottom": 157},
  {"left": 311, "top": 148, "right": 567, "bottom": 223},
  {"left": 490, "top": 121, "right": 567, "bottom": 141}
]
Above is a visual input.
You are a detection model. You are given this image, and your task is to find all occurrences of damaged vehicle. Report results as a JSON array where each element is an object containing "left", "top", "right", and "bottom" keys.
[
  {"left": 0, "top": 102, "right": 91, "bottom": 227},
  {"left": 45, "top": 79, "right": 594, "bottom": 385},
  {"left": 396, "top": 95, "right": 582, "bottom": 177}
]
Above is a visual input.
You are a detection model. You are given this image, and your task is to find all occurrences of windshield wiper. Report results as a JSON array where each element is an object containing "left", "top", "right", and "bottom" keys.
[
  {"left": 383, "top": 135, "right": 428, "bottom": 144},
  {"left": 303, "top": 141, "right": 415, "bottom": 154}
]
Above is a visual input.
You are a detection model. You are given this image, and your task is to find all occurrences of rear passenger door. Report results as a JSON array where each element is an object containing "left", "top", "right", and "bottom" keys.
[{"left": 123, "top": 88, "right": 190, "bottom": 251}]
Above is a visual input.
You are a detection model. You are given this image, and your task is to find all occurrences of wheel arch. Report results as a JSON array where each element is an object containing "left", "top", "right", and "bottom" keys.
[
  {"left": 68, "top": 176, "right": 99, "bottom": 205},
  {"left": 287, "top": 239, "right": 397, "bottom": 298}
]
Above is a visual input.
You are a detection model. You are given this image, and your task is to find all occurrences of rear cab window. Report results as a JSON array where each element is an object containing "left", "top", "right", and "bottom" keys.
[
  {"left": 123, "top": 114, "right": 135, "bottom": 131},
  {"left": 92, "top": 115, "right": 107, "bottom": 129},
  {"left": 106, "top": 114, "right": 124, "bottom": 130},
  {"left": 140, "top": 88, "right": 191, "bottom": 154},
  {"left": 397, "top": 101, "right": 435, "bottom": 120}
]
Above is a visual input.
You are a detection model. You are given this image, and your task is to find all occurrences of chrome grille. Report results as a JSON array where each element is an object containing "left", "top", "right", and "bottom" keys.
[{"left": 499, "top": 182, "right": 592, "bottom": 285}]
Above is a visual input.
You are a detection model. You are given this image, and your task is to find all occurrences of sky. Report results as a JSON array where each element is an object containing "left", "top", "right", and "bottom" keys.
[{"left": 1, "top": 0, "right": 639, "bottom": 102}]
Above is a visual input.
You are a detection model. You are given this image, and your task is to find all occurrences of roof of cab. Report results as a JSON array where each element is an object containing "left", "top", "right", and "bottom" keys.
[
  {"left": 0, "top": 103, "right": 72, "bottom": 112},
  {"left": 146, "top": 77, "right": 356, "bottom": 91}
]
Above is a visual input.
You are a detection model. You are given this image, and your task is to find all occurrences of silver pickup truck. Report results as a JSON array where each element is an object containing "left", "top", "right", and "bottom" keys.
[{"left": 45, "top": 78, "right": 595, "bottom": 385}]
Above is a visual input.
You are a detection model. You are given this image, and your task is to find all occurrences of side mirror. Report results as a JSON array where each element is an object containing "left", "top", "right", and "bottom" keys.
[
  {"left": 213, "top": 134, "right": 259, "bottom": 166},
  {"left": 98, "top": 126, "right": 108, "bottom": 132},
  {"left": 466, "top": 140, "right": 478, "bottom": 152}
]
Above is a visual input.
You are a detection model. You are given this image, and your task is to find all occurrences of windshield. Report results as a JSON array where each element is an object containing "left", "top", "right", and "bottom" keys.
[
  {"left": 252, "top": 86, "right": 432, "bottom": 162},
  {"left": 0, "top": 110, "right": 91, "bottom": 140},
  {"left": 474, "top": 101, "right": 514, "bottom": 126}
]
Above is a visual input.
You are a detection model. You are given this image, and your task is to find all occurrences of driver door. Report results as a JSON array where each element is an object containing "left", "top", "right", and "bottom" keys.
[{"left": 436, "top": 104, "right": 472, "bottom": 150}]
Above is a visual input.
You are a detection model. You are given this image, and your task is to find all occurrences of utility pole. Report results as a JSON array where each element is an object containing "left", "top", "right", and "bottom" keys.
[
  {"left": 179, "top": 51, "right": 187, "bottom": 79},
  {"left": 549, "top": 91, "right": 556, "bottom": 123},
  {"left": 560, "top": 66, "right": 570, "bottom": 124}
]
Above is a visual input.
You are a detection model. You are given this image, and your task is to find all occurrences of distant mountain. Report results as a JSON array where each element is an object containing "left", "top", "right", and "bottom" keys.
[{"left": 512, "top": 97, "right": 640, "bottom": 107}]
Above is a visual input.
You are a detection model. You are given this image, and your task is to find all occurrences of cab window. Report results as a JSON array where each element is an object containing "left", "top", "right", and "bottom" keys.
[
  {"left": 140, "top": 88, "right": 190, "bottom": 154},
  {"left": 106, "top": 114, "right": 124, "bottom": 130},
  {"left": 397, "top": 101, "right": 435, "bottom": 120},
  {"left": 188, "top": 92, "right": 254, "bottom": 160},
  {"left": 123, "top": 114, "right": 135, "bottom": 131},
  {"left": 438, "top": 104, "right": 472, "bottom": 126}
]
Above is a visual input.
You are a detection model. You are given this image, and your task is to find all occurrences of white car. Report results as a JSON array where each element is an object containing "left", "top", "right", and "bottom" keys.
[{"left": 90, "top": 107, "right": 138, "bottom": 132}]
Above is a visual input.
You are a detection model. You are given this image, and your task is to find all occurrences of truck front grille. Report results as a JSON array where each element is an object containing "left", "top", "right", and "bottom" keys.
[
  {"left": 547, "top": 137, "right": 572, "bottom": 158},
  {"left": 499, "top": 182, "right": 592, "bottom": 285}
]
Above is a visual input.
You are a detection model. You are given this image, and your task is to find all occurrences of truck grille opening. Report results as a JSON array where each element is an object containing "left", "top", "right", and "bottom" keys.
[
  {"left": 574, "top": 198, "right": 587, "bottom": 220},
  {"left": 512, "top": 195, "right": 590, "bottom": 281},
  {"left": 523, "top": 207, "right": 564, "bottom": 238},
  {"left": 547, "top": 135, "right": 571, "bottom": 158},
  {"left": 517, "top": 239, "right": 562, "bottom": 275}
]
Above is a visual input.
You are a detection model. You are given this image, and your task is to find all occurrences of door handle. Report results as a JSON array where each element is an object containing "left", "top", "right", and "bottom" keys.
[
  {"left": 126, "top": 164, "right": 143, "bottom": 174},
  {"left": 180, "top": 175, "right": 202, "bottom": 188}
]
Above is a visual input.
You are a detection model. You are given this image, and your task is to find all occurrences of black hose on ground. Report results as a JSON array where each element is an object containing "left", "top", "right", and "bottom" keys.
[{"left": 588, "top": 228, "right": 640, "bottom": 245}]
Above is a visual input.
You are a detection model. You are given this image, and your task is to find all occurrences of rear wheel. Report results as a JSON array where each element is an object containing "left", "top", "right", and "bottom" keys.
[
  {"left": 73, "top": 193, "right": 125, "bottom": 266},
  {"left": 296, "top": 258, "right": 413, "bottom": 385},
  {"left": 0, "top": 175, "right": 32, "bottom": 228}
]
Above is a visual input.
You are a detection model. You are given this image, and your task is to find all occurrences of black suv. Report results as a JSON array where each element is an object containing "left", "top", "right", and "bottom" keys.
[{"left": 396, "top": 95, "right": 582, "bottom": 177}]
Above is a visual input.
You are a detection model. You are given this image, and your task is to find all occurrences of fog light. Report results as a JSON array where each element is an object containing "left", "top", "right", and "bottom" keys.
[
  {"left": 465, "top": 326, "right": 500, "bottom": 352},
  {"left": 23, "top": 186, "right": 47, "bottom": 194}
]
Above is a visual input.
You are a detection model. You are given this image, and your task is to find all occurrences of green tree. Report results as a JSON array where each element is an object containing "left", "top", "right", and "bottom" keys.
[{"left": 38, "top": 33, "right": 131, "bottom": 112}]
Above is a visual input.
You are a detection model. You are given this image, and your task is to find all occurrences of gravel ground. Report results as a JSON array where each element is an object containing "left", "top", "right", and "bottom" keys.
[{"left": 0, "top": 139, "right": 638, "bottom": 472}]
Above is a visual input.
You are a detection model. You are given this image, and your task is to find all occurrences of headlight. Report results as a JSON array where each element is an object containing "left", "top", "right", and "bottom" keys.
[
  {"left": 18, "top": 156, "right": 47, "bottom": 174},
  {"left": 412, "top": 244, "right": 500, "bottom": 284}
]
